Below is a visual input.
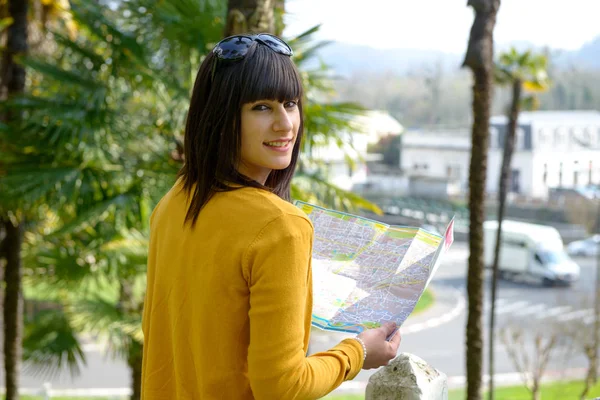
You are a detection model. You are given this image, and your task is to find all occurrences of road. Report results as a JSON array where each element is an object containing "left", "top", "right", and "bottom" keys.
[{"left": 1, "top": 242, "right": 598, "bottom": 395}]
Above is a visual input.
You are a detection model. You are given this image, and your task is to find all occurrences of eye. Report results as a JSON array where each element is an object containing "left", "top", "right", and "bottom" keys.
[
  {"left": 252, "top": 104, "right": 270, "bottom": 111},
  {"left": 284, "top": 100, "right": 298, "bottom": 109}
]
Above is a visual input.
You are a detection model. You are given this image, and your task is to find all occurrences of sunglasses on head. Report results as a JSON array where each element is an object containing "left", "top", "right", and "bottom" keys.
[
  {"left": 213, "top": 33, "right": 293, "bottom": 60},
  {"left": 211, "top": 33, "right": 293, "bottom": 80}
]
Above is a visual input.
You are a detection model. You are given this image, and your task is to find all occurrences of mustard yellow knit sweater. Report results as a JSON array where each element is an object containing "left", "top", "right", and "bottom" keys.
[{"left": 141, "top": 182, "right": 363, "bottom": 399}]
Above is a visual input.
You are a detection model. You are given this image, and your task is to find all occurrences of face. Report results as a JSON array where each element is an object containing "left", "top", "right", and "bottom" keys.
[{"left": 238, "top": 99, "right": 300, "bottom": 184}]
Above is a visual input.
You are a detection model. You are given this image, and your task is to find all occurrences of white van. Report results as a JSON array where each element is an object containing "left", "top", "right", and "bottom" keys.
[{"left": 483, "top": 220, "right": 580, "bottom": 286}]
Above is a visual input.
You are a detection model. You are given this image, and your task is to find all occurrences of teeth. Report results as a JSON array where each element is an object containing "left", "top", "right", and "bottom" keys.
[{"left": 265, "top": 141, "right": 289, "bottom": 147}]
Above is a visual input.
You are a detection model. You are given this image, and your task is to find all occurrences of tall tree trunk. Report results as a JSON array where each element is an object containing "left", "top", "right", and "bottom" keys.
[
  {"left": 119, "top": 280, "right": 143, "bottom": 400},
  {"left": 2, "top": 0, "right": 28, "bottom": 399},
  {"left": 225, "top": 0, "right": 276, "bottom": 37},
  {"left": 581, "top": 213, "right": 600, "bottom": 399},
  {"left": 128, "top": 340, "right": 143, "bottom": 400},
  {"left": 273, "top": 0, "right": 284, "bottom": 36},
  {"left": 488, "top": 78, "right": 521, "bottom": 400},
  {"left": 2, "top": 221, "right": 23, "bottom": 400},
  {"left": 462, "top": 1, "right": 500, "bottom": 399}
]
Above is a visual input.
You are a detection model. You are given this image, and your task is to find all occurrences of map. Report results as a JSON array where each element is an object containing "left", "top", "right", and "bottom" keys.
[{"left": 295, "top": 201, "right": 454, "bottom": 334}]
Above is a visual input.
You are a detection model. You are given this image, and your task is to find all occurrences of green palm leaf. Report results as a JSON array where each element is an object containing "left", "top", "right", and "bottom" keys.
[{"left": 22, "top": 308, "right": 86, "bottom": 379}]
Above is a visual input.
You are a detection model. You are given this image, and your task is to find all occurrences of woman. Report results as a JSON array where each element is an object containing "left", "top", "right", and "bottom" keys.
[{"left": 141, "top": 33, "right": 401, "bottom": 399}]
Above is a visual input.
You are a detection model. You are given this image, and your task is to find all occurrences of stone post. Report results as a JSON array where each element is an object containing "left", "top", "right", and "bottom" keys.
[{"left": 365, "top": 353, "right": 448, "bottom": 400}]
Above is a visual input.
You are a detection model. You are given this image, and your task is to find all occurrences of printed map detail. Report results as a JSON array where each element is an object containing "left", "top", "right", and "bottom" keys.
[{"left": 295, "top": 201, "right": 455, "bottom": 334}]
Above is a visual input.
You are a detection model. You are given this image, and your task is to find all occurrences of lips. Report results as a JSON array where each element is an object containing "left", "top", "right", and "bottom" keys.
[{"left": 263, "top": 139, "right": 293, "bottom": 148}]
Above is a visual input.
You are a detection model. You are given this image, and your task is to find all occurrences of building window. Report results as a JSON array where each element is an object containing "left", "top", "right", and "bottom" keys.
[
  {"left": 559, "top": 162, "right": 563, "bottom": 186},
  {"left": 543, "top": 163, "right": 547, "bottom": 185},
  {"left": 490, "top": 127, "right": 498, "bottom": 149},
  {"left": 538, "top": 129, "right": 548, "bottom": 147},
  {"left": 516, "top": 127, "right": 524, "bottom": 150},
  {"left": 554, "top": 129, "right": 562, "bottom": 146},
  {"left": 510, "top": 169, "right": 521, "bottom": 193}
]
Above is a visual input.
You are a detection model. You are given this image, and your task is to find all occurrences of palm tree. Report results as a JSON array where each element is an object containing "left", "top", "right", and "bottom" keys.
[
  {"left": 462, "top": 1, "right": 500, "bottom": 399},
  {"left": 1, "top": 2, "right": 179, "bottom": 397},
  {"left": 1, "top": 2, "right": 379, "bottom": 398},
  {"left": 225, "top": 0, "right": 276, "bottom": 36},
  {"left": 487, "top": 48, "right": 549, "bottom": 400},
  {"left": 0, "top": 0, "right": 29, "bottom": 398}
]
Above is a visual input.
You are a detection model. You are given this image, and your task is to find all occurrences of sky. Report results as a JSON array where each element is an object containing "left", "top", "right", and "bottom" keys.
[{"left": 284, "top": 0, "right": 600, "bottom": 54}]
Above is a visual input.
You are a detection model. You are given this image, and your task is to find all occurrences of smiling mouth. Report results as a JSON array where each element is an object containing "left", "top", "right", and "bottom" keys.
[{"left": 263, "top": 139, "right": 292, "bottom": 148}]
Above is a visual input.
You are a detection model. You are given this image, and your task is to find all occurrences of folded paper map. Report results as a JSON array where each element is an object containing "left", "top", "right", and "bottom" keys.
[{"left": 295, "top": 201, "right": 454, "bottom": 334}]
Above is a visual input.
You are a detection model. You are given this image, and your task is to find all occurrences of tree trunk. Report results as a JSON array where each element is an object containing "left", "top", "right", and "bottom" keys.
[
  {"left": 2, "top": 221, "right": 23, "bottom": 400},
  {"left": 128, "top": 340, "right": 143, "bottom": 400},
  {"left": 2, "top": 0, "right": 28, "bottom": 399},
  {"left": 224, "top": 0, "right": 276, "bottom": 37},
  {"left": 119, "top": 280, "right": 143, "bottom": 400},
  {"left": 581, "top": 210, "right": 600, "bottom": 399},
  {"left": 273, "top": 0, "right": 284, "bottom": 36},
  {"left": 488, "top": 78, "right": 521, "bottom": 400},
  {"left": 462, "top": 1, "right": 500, "bottom": 399}
]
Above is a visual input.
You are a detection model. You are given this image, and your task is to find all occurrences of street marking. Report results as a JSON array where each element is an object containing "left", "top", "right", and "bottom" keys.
[
  {"left": 402, "top": 286, "right": 466, "bottom": 335},
  {"left": 484, "top": 298, "right": 508, "bottom": 311},
  {"left": 583, "top": 315, "right": 596, "bottom": 325},
  {"left": 535, "top": 306, "right": 572, "bottom": 320},
  {"left": 556, "top": 308, "right": 593, "bottom": 322},
  {"left": 495, "top": 301, "right": 530, "bottom": 315},
  {"left": 512, "top": 303, "right": 546, "bottom": 317}
]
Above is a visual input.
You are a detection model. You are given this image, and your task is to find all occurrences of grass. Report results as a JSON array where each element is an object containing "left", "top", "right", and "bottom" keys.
[
  {"left": 447, "top": 380, "right": 600, "bottom": 400},
  {"left": 412, "top": 288, "right": 434, "bottom": 315},
  {"left": 326, "top": 379, "right": 600, "bottom": 400}
]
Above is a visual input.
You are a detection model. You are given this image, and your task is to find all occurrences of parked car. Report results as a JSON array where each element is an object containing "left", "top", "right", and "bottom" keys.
[
  {"left": 566, "top": 235, "right": 600, "bottom": 257},
  {"left": 483, "top": 220, "right": 580, "bottom": 286}
]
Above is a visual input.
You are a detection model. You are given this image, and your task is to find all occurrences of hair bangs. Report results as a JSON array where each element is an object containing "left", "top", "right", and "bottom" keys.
[{"left": 239, "top": 44, "right": 303, "bottom": 105}]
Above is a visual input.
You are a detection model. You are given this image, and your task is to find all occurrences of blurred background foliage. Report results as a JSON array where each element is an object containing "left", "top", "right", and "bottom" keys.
[{"left": 0, "top": 0, "right": 380, "bottom": 395}]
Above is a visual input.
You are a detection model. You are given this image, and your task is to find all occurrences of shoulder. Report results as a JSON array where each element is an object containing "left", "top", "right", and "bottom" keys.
[{"left": 222, "top": 187, "right": 313, "bottom": 233}]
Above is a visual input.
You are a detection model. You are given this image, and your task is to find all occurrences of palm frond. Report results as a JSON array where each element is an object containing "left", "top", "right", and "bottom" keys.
[
  {"left": 23, "top": 309, "right": 86, "bottom": 379},
  {"left": 67, "top": 297, "right": 144, "bottom": 359}
]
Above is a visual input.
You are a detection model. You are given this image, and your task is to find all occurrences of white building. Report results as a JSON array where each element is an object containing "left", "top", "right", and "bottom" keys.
[
  {"left": 311, "top": 110, "right": 403, "bottom": 190},
  {"left": 400, "top": 110, "right": 600, "bottom": 199}
]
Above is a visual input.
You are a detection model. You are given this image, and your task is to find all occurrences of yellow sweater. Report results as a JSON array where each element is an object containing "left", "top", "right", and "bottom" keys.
[{"left": 141, "top": 182, "right": 364, "bottom": 399}]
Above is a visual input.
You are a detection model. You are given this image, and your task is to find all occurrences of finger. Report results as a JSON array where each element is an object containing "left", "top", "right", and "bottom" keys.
[
  {"left": 380, "top": 321, "right": 397, "bottom": 336},
  {"left": 389, "top": 329, "right": 402, "bottom": 349}
]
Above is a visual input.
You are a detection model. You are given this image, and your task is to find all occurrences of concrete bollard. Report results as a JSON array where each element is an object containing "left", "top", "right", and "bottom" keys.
[
  {"left": 41, "top": 382, "right": 52, "bottom": 400},
  {"left": 365, "top": 353, "right": 448, "bottom": 400}
]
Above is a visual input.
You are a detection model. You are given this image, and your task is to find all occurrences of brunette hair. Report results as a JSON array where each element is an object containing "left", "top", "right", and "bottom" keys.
[{"left": 178, "top": 39, "right": 304, "bottom": 226}]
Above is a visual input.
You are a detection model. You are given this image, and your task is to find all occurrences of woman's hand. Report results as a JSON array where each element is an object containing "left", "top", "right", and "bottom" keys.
[{"left": 357, "top": 322, "right": 402, "bottom": 370}]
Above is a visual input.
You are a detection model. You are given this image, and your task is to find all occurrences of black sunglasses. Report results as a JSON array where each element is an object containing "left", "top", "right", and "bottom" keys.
[
  {"left": 211, "top": 34, "right": 293, "bottom": 80},
  {"left": 213, "top": 33, "right": 293, "bottom": 60}
]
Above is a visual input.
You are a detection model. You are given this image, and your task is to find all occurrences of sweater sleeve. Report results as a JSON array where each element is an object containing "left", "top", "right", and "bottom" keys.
[{"left": 244, "top": 213, "right": 364, "bottom": 400}]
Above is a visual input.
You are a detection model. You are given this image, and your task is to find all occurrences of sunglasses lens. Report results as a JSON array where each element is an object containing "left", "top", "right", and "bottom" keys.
[
  {"left": 214, "top": 36, "right": 254, "bottom": 60},
  {"left": 256, "top": 34, "right": 293, "bottom": 56}
]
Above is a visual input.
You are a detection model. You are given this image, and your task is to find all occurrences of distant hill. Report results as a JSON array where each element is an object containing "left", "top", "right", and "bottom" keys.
[
  {"left": 555, "top": 36, "right": 600, "bottom": 69},
  {"left": 313, "top": 36, "right": 600, "bottom": 76},
  {"left": 313, "top": 42, "right": 463, "bottom": 76}
]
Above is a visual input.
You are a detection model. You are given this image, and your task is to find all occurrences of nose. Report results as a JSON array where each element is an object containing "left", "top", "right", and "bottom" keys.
[{"left": 273, "top": 104, "right": 293, "bottom": 132}]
